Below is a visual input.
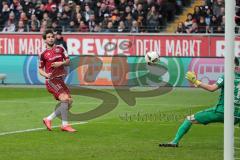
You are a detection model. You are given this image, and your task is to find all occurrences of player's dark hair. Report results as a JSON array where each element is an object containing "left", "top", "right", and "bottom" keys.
[
  {"left": 235, "top": 57, "right": 239, "bottom": 66},
  {"left": 42, "top": 29, "right": 54, "bottom": 40}
]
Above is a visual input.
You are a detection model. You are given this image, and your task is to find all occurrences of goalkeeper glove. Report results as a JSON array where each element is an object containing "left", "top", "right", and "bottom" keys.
[{"left": 185, "top": 71, "right": 202, "bottom": 87}]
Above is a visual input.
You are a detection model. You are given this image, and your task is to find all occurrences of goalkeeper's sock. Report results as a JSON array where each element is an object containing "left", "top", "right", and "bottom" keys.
[{"left": 172, "top": 119, "right": 192, "bottom": 144}]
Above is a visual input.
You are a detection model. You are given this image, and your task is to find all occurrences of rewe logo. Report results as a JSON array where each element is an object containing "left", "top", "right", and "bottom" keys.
[{"left": 216, "top": 40, "right": 240, "bottom": 57}]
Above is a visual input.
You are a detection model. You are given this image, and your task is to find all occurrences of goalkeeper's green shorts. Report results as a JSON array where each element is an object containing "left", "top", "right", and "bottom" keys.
[
  {"left": 194, "top": 106, "right": 240, "bottom": 125},
  {"left": 194, "top": 107, "right": 224, "bottom": 125}
]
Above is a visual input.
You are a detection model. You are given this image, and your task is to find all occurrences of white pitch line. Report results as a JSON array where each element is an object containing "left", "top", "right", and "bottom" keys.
[
  {"left": 0, "top": 122, "right": 175, "bottom": 137},
  {"left": 0, "top": 121, "right": 88, "bottom": 136}
]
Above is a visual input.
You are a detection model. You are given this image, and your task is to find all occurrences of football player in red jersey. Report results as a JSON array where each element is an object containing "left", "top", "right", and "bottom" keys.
[{"left": 39, "top": 29, "right": 76, "bottom": 132}]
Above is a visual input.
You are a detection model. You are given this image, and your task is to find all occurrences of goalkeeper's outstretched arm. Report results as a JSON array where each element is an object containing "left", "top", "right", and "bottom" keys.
[
  {"left": 198, "top": 83, "right": 219, "bottom": 92},
  {"left": 185, "top": 71, "right": 219, "bottom": 92}
]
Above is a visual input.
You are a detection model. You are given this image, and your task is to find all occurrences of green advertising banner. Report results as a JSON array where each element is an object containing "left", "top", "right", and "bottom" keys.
[{"left": 0, "top": 55, "right": 223, "bottom": 87}]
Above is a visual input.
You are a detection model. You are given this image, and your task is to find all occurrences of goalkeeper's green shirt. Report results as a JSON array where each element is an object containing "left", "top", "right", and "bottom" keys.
[
  {"left": 215, "top": 74, "right": 240, "bottom": 113},
  {"left": 215, "top": 75, "right": 224, "bottom": 113},
  {"left": 234, "top": 74, "right": 240, "bottom": 105}
]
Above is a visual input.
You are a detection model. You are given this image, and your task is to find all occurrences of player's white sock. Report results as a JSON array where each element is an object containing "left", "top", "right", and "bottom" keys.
[
  {"left": 46, "top": 112, "right": 57, "bottom": 120},
  {"left": 46, "top": 102, "right": 69, "bottom": 125},
  {"left": 62, "top": 120, "right": 68, "bottom": 126}
]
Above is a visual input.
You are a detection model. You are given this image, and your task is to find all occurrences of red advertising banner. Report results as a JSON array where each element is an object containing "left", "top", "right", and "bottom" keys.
[
  {"left": 0, "top": 33, "right": 229, "bottom": 57},
  {"left": 0, "top": 34, "right": 44, "bottom": 55}
]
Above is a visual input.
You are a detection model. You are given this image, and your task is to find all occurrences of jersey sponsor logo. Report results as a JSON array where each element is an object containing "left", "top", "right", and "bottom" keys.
[
  {"left": 55, "top": 48, "right": 61, "bottom": 53},
  {"left": 217, "top": 77, "right": 223, "bottom": 84},
  {"left": 48, "top": 55, "right": 62, "bottom": 61}
]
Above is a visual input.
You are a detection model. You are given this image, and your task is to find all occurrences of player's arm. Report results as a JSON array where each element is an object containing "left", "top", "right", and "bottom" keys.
[
  {"left": 198, "top": 83, "right": 219, "bottom": 92},
  {"left": 38, "top": 54, "right": 51, "bottom": 78},
  {"left": 185, "top": 71, "right": 219, "bottom": 92},
  {"left": 39, "top": 68, "right": 51, "bottom": 78},
  {"left": 62, "top": 46, "right": 70, "bottom": 66},
  {"left": 62, "top": 58, "right": 70, "bottom": 66}
]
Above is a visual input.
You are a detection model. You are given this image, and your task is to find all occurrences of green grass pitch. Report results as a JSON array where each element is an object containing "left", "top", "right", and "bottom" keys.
[{"left": 0, "top": 87, "right": 238, "bottom": 160}]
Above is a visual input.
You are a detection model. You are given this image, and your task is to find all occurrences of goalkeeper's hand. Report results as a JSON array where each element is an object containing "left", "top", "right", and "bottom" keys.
[{"left": 185, "top": 71, "right": 201, "bottom": 87}]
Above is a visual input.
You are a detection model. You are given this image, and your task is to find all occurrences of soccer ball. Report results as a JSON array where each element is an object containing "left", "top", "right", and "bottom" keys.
[{"left": 145, "top": 51, "right": 160, "bottom": 65}]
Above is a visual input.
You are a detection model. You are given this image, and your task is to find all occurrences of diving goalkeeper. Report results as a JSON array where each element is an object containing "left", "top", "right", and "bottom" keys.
[{"left": 159, "top": 57, "right": 240, "bottom": 147}]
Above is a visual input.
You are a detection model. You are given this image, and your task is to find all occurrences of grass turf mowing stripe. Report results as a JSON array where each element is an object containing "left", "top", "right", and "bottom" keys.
[{"left": 0, "top": 100, "right": 204, "bottom": 107}]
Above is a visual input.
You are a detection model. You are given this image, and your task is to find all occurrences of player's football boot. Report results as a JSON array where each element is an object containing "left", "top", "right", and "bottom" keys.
[
  {"left": 159, "top": 142, "right": 178, "bottom": 147},
  {"left": 61, "top": 125, "right": 77, "bottom": 132},
  {"left": 43, "top": 118, "right": 52, "bottom": 131}
]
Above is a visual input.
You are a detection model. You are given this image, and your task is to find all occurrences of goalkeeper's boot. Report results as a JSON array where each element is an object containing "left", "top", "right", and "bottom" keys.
[
  {"left": 43, "top": 118, "right": 52, "bottom": 131},
  {"left": 61, "top": 124, "right": 77, "bottom": 132},
  {"left": 159, "top": 142, "right": 178, "bottom": 147}
]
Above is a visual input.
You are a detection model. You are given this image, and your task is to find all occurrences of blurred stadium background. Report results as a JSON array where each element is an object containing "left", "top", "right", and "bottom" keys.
[{"left": 0, "top": 0, "right": 239, "bottom": 160}]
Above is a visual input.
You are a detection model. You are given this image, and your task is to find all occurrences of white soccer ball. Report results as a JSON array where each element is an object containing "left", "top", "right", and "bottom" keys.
[{"left": 145, "top": 51, "right": 160, "bottom": 65}]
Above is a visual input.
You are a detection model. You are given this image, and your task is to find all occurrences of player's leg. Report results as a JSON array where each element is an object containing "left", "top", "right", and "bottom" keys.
[
  {"left": 43, "top": 103, "right": 60, "bottom": 130},
  {"left": 45, "top": 102, "right": 62, "bottom": 121},
  {"left": 43, "top": 81, "right": 61, "bottom": 131},
  {"left": 170, "top": 115, "right": 197, "bottom": 145},
  {"left": 58, "top": 93, "right": 76, "bottom": 132},
  {"left": 56, "top": 80, "right": 76, "bottom": 132},
  {"left": 159, "top": 107, "right": 223, "bottom": 147},
  {"left": 43, "top": 100, "right": 63, "bottom": 131},
  {"left": 159, "top": 115, "right": 195, "bottom": 147},
  {"left": 68, "top": 97, "right": 73, "bottom": 110},
  {"left": 58, "top": 93, "right": 70, "bottom": 125},
  {"left": 43, "top": 78, "right": 76, "bottom": 132}
]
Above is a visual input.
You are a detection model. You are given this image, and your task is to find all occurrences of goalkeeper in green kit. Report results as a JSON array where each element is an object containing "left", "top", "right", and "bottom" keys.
[{"left": 159, "top": 57, "right": 240, "bottom": 147}]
